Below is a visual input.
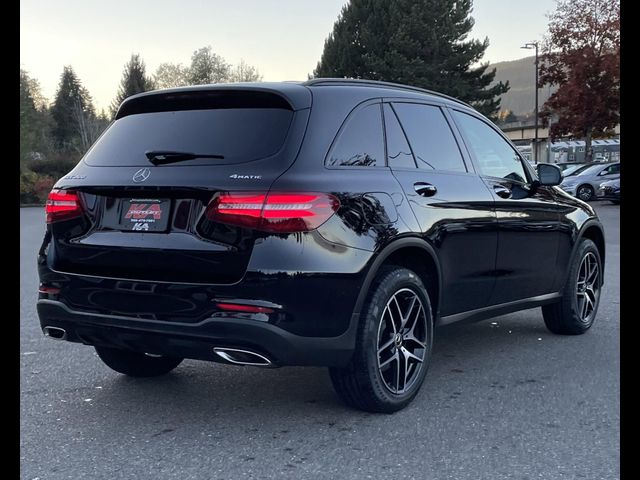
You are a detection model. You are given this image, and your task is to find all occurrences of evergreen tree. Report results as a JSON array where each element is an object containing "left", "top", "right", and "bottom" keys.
[
  {"left": 313, "top": 0, "right": 509, "bottom": 117},
  {"left": 20, "top": 69, "right": 39, "bottom": 162},
  {"left": 50, "top": 66, "right": 95, "bottom": 150},
  {"left": 20, "top": 69, "right": 52, "bottom": 165},
  {"left": 110, "top": 54, "right": 153, "bottom": 117}
]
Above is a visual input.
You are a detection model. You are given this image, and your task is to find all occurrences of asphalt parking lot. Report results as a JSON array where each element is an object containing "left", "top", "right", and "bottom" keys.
[{"left": 20, "top": 203, "right": 620, "bottom": 480}]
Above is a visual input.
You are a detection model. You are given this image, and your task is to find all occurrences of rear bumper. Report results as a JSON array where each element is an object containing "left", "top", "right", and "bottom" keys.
[
  {"left": 37, "top": 226, "right": 374, "bottom": 367},
  {"left": 37, "top": 300, "right": 358, "bottom": 367}
]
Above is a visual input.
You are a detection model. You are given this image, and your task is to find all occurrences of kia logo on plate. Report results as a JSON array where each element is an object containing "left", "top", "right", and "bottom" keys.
[{"left": 132, "top": 168, "right": 151, "bottom": 183}]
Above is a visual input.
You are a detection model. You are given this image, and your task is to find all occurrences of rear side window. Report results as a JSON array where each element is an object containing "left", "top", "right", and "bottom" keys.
[
  {"left": 392, "top": 103, "right": 466, "bottom": 172},
  {"left": 383, "top": 104, "right": 416, "bottom": 169},
  {"left": 84, "top": 108, "right": 293, "bottom": 166},
  {"left": 326, "top": 104, "right": 385, "bottom": 167}
]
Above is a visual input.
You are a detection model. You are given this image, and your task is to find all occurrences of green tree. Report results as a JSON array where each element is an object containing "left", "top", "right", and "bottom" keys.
[
  {"left": 188, "top": 46, "right": 230, "bottom": 85},
  {"left": 20, "top": 69, "right": 51, "bottom": 169},
  {"left": 313, "top": 0, "right": 509, "bottom": 117},
  {"left": 20, "top": 69, "right": 44, "bottom": 165},
  {"left": 153, "top": 62, "right": 190, "bottom": 89},
  {"left": 110, "top": 54, "right": 153, "bottom": 117},
  {"left": 50, "top": 66, "right": 95, "bottom": 151},
  {"left": 539, "top": 0, "right": 619, "bottom": 161},
  {"left": 152, "top": 51, "right": 263, "bottom": 89}
]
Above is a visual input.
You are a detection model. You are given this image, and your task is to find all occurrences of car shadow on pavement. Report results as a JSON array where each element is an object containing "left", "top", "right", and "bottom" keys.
[{"left": 66, "top": 310, "right": 578, "bottom": 430}]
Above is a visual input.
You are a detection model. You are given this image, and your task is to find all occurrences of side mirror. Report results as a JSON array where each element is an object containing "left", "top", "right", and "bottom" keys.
[{"left": 537, "top": 163, "right": 562, "bottom": 186}]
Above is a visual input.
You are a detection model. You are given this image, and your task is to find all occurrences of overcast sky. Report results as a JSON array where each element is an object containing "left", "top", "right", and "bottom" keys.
[{"left": 20, "top": 0, "right": 557, "bottom": 111}]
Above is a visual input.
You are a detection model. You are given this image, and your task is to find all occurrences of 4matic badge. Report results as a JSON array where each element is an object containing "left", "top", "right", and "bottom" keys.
[{"left": 229, "top": 174, "right": 262, "bottom": 180}]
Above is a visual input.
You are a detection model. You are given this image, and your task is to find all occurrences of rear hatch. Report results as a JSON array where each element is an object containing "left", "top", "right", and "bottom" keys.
[{"left": 48, "top": 87, "right": 311, "bottom": 285}]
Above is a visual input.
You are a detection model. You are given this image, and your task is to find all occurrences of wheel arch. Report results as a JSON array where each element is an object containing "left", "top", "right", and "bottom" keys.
[
  {"left": 352, "top": 238, "right": 443, "bottom": 321},
  {"left": 564, "top": 219, "right": 606, "bottom": 287},
  {"left": 580, "top": 221, "right": 606, "bottom": 271}
]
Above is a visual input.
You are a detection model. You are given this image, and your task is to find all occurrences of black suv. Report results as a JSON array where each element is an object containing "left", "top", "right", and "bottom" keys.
[{"left": 37, "top": 79, "right": 605, "bottom": 412}]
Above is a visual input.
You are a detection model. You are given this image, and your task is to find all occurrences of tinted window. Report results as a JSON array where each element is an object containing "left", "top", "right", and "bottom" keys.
[
  {"left": 452, "top": 110, "right": 527, "bottom": 182},
  {"left": 392, "top": 103, "right": 466, "bottom": 172},
  {"left": 383, "top": 104, "right": 416, "bottom": 169},
  {"left": 84, "top": 108, "right": 293, "bottom": 166},
  {"left": 327, "top": 104, "right": 385, "bottom": 167}
]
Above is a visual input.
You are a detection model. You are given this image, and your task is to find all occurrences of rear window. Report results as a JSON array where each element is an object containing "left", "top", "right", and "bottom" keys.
[{"left": 84, "top": 108, "right": 293, "bottom": 166}]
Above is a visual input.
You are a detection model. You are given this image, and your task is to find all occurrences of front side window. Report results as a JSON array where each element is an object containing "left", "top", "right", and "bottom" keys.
[
  {"left": 603, "top": 163, "right": 620, "bottom": 175},
  {"left": 392, "top": 103, "right": 467, "bottom": 172},
  {"left": 452, "top": 110, "right": 528, "bottom": 183},
  {"left": 326, "top": 104, "right": 385, "bottom": 167}
]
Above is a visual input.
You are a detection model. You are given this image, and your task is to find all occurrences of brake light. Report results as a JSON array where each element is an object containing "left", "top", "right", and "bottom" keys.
[
  {"left": 45, "top": 189, "right": 83, "bottom": 223},
  {"left": 206, "top": 192, "right": 340, "bottom": 233}
]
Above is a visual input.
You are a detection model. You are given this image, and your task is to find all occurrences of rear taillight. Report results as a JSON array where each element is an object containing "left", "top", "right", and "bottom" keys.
[
  {"left": 45, "top": 189, "right": 83, "bottom": 224},
  {"left": 205, "top": 192, "right": 340, "bottom": 233}
]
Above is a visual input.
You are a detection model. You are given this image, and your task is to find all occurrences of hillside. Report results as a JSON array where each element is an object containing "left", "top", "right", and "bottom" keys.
[{"left": 489, "top": 56, "right": 556, "bottom": 116}]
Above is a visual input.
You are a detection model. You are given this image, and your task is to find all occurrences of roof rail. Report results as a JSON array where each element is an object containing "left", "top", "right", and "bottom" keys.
[{"left": 303, "top": 78, "right": 471, "bottom": 108}]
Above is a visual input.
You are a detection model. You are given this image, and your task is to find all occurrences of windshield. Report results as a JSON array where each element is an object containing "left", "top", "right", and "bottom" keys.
[
  {"left": 573, "top": 164, "right": 605, "bottom": 177},
  {"left": 563, "top": 164, "right": 587, "bottom": 176},
  {"left": 84, "top": 108, "right": 293, "bottom": 167}
]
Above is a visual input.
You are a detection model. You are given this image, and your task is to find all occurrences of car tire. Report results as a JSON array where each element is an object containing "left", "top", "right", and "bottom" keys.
[
  {"left": 329, "top": 265, "right": 434, "bottom": 413},
  {"left": 576, "top": 185, "right": 595, "bottom": 201},
  {"left": 542, "top": 239, "right": 602, "bottom": 335},
  {"left": 95, "top": 346, "right": 183, "bottom": 377}
]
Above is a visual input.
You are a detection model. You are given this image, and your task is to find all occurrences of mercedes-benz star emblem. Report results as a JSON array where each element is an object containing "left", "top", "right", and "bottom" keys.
[{"left": 132, "top": 168, "right": 151, "bottom": 183}]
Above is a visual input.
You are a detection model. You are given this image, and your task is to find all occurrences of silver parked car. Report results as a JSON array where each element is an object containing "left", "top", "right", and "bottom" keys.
[{"left": 559, "top": 162, "right": 620, "bottom": 201}]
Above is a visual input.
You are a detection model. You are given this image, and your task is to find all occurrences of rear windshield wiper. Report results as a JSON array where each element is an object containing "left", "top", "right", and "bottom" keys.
[{"left": 145, "top": 150, "right": 225, "bottom": 165}]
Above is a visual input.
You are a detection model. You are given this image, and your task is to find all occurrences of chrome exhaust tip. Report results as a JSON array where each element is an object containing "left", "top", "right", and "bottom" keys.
[
  {"left": 43, "top": 326, "right": 67, "bottom": 341},
  {"left": 213, "top": 347, "right": 274, "bottom": 367}
]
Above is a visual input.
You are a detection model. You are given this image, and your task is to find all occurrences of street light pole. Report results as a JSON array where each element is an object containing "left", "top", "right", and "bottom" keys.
[{"left": 521, "top": 42, "right": 539, "bottom": 164}]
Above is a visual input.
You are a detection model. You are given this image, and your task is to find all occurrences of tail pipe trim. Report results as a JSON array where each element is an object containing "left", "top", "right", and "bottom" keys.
[
  {"left": 42, "top": 326, "right": 67, "bottom": 340},
  {"left": 213, "top": 347, "right": 274, "bottom": 367}
]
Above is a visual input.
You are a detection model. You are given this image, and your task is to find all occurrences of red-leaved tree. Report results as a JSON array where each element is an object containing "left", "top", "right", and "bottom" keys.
[{"left": 539, "top": 0, "right": 619, "bottom": 161}]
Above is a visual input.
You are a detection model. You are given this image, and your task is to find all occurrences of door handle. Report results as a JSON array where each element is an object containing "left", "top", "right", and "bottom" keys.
[
  {"left": 493, "top": 185, "right": 512, "bottom": 199},
  {"left": 414, "top": 182, "right": 437, "bottom": 197}
]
